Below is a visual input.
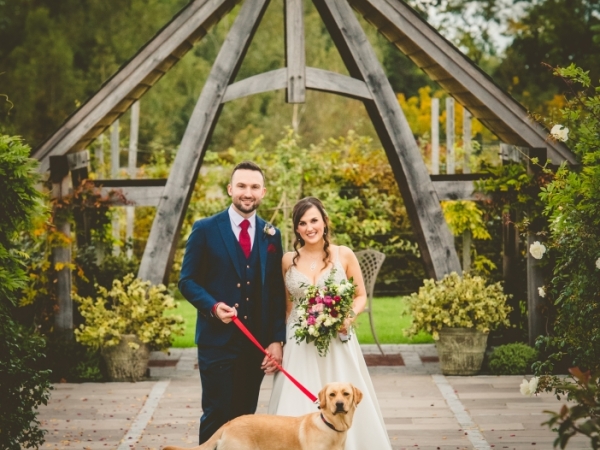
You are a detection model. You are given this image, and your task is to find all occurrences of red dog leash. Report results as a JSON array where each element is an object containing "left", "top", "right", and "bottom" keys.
[{"left": 231, "top": 316, "right": 318, "bottom": 404}]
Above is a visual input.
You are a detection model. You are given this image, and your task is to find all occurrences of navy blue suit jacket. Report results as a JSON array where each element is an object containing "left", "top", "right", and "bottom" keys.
[{"left": 179, "top": 210, "right": 286, "bottom": 350}]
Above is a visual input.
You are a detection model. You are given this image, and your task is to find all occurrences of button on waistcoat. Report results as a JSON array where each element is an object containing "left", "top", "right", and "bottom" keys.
[{"left": 235, "top": 238, "right": 262, "bottom": 333}]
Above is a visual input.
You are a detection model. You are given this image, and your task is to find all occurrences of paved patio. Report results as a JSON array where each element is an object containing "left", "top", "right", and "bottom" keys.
[{"left": 36, "top": 345, "right": 589, "bottom": 450}]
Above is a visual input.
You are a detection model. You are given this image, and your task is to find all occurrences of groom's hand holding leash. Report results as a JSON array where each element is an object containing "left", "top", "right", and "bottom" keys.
[{"left": 213, "top": 302, "right": 237, "bottom": 324}]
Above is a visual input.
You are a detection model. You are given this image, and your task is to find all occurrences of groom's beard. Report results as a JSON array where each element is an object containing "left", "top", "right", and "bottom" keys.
[{"left": 233, "top": 197, "right": 262, "bottom": 214}]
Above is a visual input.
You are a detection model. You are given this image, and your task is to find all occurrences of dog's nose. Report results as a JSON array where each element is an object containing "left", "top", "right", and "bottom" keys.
[{"left": 335, "top": 401, "right": 345, "bottom": 411}]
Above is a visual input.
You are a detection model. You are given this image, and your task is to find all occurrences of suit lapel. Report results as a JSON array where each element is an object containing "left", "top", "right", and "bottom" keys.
[
  {"left": 217, "top": 211, "right": 242, "bottom": 279},
  {"left": 256, "top": 216, "right": 267, "bottom": 287}
]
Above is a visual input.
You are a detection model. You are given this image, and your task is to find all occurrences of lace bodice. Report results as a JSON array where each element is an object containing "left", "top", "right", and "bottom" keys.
[{"left": 285, "top": 255, "right": 347, "bottom": 324}]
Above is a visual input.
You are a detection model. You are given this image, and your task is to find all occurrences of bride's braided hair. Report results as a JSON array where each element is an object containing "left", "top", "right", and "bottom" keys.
[{"left": 292, "top": 197, "right": 331, "bottom": 269}]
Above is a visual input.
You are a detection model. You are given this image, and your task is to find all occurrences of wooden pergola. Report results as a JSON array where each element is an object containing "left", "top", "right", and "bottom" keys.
[{"left": 32, "top": 0, "right": 576, "bottom": 344}]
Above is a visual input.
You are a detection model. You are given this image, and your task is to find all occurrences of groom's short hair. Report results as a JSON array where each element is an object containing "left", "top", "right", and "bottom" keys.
[{"left": 231, "top": 161, "right": 265, "bottom": 183}]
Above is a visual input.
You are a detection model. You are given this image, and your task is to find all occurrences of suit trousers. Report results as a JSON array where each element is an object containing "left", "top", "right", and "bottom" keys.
[{"left": 198, "top": 338, "right": 265, "bottom": 444}]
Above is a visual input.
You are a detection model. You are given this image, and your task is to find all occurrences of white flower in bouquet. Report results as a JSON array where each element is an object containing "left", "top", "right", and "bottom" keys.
[
  {"left": 538, "top": 287, "right": 546, "bottom": 298},
  {"left": 550, "top": 124, "right": 569, "bottom": 142},
  {"left": 529, "top": 241, "right": 547, "bottom": 260}
]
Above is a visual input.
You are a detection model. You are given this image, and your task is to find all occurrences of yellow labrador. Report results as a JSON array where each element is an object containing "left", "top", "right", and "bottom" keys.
[{"left": 163, "top": 382, "right": 362, "bottom": 450}]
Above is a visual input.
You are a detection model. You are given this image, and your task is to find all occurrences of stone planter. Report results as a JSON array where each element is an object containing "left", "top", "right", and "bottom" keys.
[
  {"left": 101, "top": 334, "right": 150, "bottom": 382},
  {"left": 436, "top": 327, "right": 488, "bottom": 375}
]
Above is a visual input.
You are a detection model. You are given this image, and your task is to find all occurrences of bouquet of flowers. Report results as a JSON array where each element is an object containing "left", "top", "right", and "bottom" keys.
[{"left": 292, "top": 269, "right": 357, "bottom": 356}]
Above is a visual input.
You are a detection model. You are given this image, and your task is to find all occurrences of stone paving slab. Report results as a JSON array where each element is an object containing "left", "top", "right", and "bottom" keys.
[{"left": 33, "top": 345, "right": 591, "bottom": 450}]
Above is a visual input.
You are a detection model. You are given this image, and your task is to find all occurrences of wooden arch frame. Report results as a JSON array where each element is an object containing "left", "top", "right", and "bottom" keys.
[{"left": 32, "top": 0, "right": 576, "bottom": 286}]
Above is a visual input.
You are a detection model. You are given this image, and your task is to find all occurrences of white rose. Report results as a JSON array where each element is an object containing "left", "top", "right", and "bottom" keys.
[
  {"left": 324, "top": 318, "right": 333, "bottom": 327},
  {"left": 529, "top": 241, "right": 547, "bottom": 260},
  {"left": 550, "top": 124, "right": 569, "bottom": 142},
  {"left": 519, "top": 379, "right": 531, "bottom": 396},
  {"left": 529, "top": 376, "right": 539, "bottom": 394},
  {"left": 596, "top": 258, "right": 600, "bottom": 270},
  {"left": 538, "top": 287, "right": 546, "bottom": 298},
  {"left": 519, "top": 377, "right": 539, "bottom": 396}
]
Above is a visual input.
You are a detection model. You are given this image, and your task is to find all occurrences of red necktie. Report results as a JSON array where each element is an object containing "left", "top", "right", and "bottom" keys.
[{"left": 239, "top": 219, "right": 251, "bottom": 258}]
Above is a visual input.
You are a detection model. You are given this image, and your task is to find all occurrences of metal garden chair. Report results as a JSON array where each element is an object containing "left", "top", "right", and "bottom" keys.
[{"left": 355, "top": 249, "right": 386, "bottom": 355}]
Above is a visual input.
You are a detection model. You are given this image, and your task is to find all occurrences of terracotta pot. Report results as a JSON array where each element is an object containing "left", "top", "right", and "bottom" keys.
[
  {"left": 101, "top": 334, "right": 150, "bottom": 382},
  {"left": 436, "top": 327, "right": 488, "bottom": 375}
]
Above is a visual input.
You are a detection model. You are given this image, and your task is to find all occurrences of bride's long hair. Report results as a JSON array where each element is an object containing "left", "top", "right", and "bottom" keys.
[{"left": 291, "top": 197, "right": 331, "bottom": 269}]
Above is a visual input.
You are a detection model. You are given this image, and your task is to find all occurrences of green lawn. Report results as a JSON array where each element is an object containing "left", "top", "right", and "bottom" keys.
[{"left": 165, "top": 295, "right": 433, "bottom": 348}]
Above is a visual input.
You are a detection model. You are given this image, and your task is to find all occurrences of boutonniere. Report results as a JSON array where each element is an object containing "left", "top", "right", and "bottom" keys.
[{"left": 263, "top": 223, "right": 276, "bottom": 237}]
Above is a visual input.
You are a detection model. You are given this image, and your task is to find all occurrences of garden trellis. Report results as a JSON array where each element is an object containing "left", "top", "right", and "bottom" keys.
[{"left": 31, "top": 0, "right": 576, "bottom": 343}]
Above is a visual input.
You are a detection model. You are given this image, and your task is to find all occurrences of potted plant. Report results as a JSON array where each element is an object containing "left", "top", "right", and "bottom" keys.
[
  {"left": 405, "top": 272, "right": 512, "bottom": 375},
  {"left": 73, "top": 274, "right": 185, "bottom": 381}
]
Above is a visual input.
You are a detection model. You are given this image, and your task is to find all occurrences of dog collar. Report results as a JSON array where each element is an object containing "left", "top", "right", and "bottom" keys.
[{"left": 320, "top": 413, "right": 343, "bottom": 432}]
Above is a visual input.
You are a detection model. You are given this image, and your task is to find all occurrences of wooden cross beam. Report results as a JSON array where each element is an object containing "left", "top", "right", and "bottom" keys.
[
  {"left": 138, "top": 0, "right": 271, "bottom": 284},
  {"left": 313, "top": 0, "right": 461, "bottom": 279}
]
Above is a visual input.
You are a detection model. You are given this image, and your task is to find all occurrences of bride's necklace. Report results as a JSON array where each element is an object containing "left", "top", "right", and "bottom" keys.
[{"left": 305, "top": 252, "right": 324, "bottom": 271}]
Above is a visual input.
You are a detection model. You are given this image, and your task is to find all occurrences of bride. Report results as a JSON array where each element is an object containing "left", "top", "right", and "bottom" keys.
[{"left": 268, "top": 197, "right": 392, "bottom": 450}]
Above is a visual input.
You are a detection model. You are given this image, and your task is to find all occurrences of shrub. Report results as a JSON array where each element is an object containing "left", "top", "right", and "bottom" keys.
[
  {"left": 74, "top": 274, "right": 185, "bottom": 351},
  {"left": 404, "top": 272, "right": 512, "bottom": 340},
  {"left": 488, "top": 343, "right": 538, "bottom": 375},
  {"left": 0, "top": 134, "right": 51, "bottom": 449},
  {"left": 0, "top": 316, "right": 52, "bottom": 449}
]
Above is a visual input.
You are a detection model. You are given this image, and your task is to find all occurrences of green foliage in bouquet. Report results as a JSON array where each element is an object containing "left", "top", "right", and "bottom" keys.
[
  {"left": 292, "top": 269, "right": 356, "bottom": 356},
  {"left": 488, "top": 343, "right": 538, "bottom": 375},
  {"left": 404, "top": 272, "right": 512, "bottom": 340},
  {"left": 74, "top": 274, "right": 185, "bottom": 351}
]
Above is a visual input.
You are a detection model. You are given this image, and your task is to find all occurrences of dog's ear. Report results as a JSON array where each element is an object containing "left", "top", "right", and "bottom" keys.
[
  {"left": 352, "top": 385, "right": 363, "bottom": 406},
  {"left": 318, "top": 386, "right": 328, "bottom": 409}
]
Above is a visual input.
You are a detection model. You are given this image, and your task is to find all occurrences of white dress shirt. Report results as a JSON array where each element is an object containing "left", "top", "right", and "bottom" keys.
[{"left": 228, "top": 205, "right": 256, "bottom": 249}]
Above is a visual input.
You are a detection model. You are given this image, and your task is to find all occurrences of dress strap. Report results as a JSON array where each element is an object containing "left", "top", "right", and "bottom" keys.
[{"left": 335, "top": 246, "right": 341, "bottom": 264}]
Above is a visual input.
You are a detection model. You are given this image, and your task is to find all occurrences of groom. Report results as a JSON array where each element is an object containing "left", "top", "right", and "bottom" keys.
[{"left": 179, "top": 161, "right": 287, "bottom": 444}]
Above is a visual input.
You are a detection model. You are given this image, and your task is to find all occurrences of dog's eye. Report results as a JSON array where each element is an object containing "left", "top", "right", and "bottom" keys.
[
  {"left": 343, "top": 392, "right": 350, "bottom": 396},
  {"left": 329, "top": 392, "right": 336, "bottom": 397}
]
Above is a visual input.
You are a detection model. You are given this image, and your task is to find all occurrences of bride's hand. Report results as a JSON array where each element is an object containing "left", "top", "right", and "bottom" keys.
[{"left": 339, "top": 317, "right": 354, "bottom": 335}]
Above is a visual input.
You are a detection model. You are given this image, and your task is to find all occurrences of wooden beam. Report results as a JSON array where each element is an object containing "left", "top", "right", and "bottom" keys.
[
  {"left": 93, "top": 179, "right": 167, "bottom": 207},
  {"left": 138, "top": 0, "right": 271, "bottom": 284},
  {"left": 314, "top": 0, "right": 461, "bottom": 280},
  {"left": 285, "top": 0, "right": 306, "bottom": 103},
  {"left": 222, "top": 67, "right": 372, "bottom": 103},
  {"left": 32, "top": 0, "right": 240, "bottom": 172},
  {"left": 348, "top": 0, "right": 577, "bottom": 166},
  {"left": 49, "top": 156, "right": 73, "bottom": 341}
]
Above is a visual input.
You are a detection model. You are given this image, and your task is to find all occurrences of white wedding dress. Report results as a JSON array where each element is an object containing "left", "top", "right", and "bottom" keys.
[{"left": 268, "top": 253, "right": 392, "bottom": 450}]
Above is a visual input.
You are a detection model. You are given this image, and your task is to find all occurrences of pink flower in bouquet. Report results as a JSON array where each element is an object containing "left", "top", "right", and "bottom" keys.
[
  {"left": 307, "top": 316, "right": 316, "bottom": 325},
  {"left": 314, "top": 303, "right": 324, "bottom": 312},
  {"left": 330, "top": 309, "right": 339, "bottom": 318},
  {"left": 333, "top": 295, "right": 341, "bottom": 303},
  {"left": 323, "top": 296, "right": 333, "bottom": 306},
  {"left": 308, "top": 297, "right": 316, "bottom": 305}
]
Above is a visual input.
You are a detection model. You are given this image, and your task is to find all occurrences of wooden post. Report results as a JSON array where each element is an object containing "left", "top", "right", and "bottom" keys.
[
  {"left": 527, "top": 148, "right": 547, "bottom": 346},
  {"left": 285, "top": 0, "right": 305, "bottom": 104},
  {"left": 138, "top": 0, "right": 271, "bottom": 284},
  {"left": 445, "top": 97, "right": 455, "bottom": 174},
  {"left": 127, "top": 102, "right": 139, "bottom": 259},
  {"left": 463, "top": 107, "right": 472, "bottom": 174},
  {"left": 49, "top": 155, "right": 73, "bottom": 341},
  {"left": 314, "top": 0, "right": 461, "bottom": 279},
  {"left": 500, "top": 143, "right": 521, "bottom": 336},
  {"left": 96, "top": 134, "right": 106, "bottom": 178},
  {"left": 461, "top": 107, "right": 472, "bottom": 272},
  {"left": 111, "top": 120, "right": 121, "bottom": 254},
  {"left": 462, "top": 230, "right": 471, "bottom": 273},
  {"left": 431, "top": 98, "right": 439, "bottom": 175}
]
